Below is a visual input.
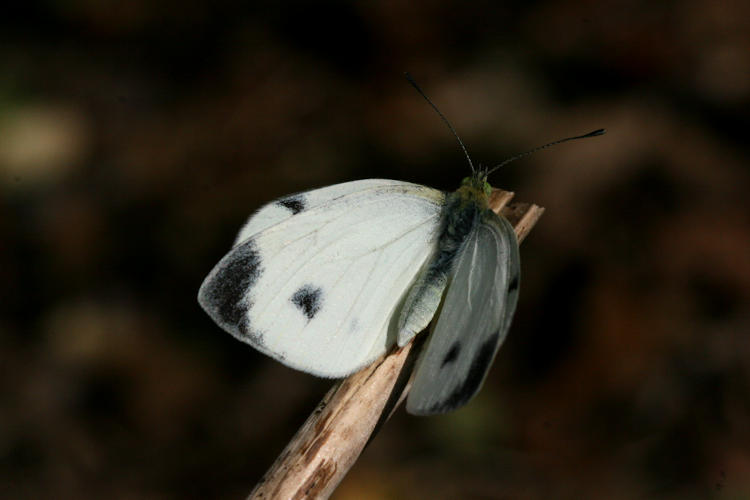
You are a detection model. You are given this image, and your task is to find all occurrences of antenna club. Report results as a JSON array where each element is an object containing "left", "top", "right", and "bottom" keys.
[
  {"left": 404, "top": 73, "right": 606, "bottom": 179},
  {"left": 486, "top": 128, "right": 606, "bottom": 176}
]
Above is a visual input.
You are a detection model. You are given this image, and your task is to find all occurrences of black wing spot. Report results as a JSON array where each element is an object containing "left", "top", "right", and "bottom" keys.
[
  {"left": 429, "top": 332, "right": 499, "bottom": 413},
  {"left": 441, "top": 341, "right": 461, "bottom": 367},
  {"left": 508, "top": 274, "right": 519, "bottom": 292},
  {"left": 277, "top": 195, "right": 306, "bottom": 215},
  {"left": 291, "top": 285, "right": 323, "bottom": 320},
  {"left": 199, "top": 240, "right": 263, "bottom": 336}
]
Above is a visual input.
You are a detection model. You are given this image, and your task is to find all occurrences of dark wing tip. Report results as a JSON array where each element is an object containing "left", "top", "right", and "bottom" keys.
[{"left": 198, "top": 240, "right": 263, "bottom": 333}]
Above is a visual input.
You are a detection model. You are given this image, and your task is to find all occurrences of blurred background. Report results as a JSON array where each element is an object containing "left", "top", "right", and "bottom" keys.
[{"left": 2, "top": 1, "right": 749, "bottom": 499}]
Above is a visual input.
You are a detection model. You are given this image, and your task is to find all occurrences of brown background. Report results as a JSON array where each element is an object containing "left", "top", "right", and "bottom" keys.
[{"left": 2, "top": 1, "right": 749, "bottom": 499}]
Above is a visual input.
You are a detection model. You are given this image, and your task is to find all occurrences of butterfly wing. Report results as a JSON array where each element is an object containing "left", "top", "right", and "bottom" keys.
[
  {"left": 232, "top": 179, "right": 411, "bottom": 246},
  {"left": 198, "top": 180, "right": 445, "bottom": 377},
  {"left": 406, "top": 210, "right": 520, "bottom": 415}
]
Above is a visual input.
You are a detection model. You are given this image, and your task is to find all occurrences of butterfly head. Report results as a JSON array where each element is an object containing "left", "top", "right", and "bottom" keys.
[{"left": 458, "top": 171, "right": 493, "bottom": 206}]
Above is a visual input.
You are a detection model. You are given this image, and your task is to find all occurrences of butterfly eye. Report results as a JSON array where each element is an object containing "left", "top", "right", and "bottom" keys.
[{"left": 482, "top": 181, "right": 492, "bottom": 198}]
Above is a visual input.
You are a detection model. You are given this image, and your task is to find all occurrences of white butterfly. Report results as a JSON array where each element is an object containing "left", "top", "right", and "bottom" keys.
[
  {"left": 198, "top": 171, "right": 520, "bottom": 415},
  {"left": 198, "top": 77, "right": 603, "bottom": 415}
]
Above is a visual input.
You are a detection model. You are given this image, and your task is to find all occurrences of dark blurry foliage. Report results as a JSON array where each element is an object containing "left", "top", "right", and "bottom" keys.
[
  {"left": 1, "top": 0, "right": 749, "bottom": 499},
  {"left": 516, "top": 258, "right": 591, "bottom": 382}
]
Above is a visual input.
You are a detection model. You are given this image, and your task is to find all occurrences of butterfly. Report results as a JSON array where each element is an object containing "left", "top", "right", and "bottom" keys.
[{"left": 198, "top": 77, "right": 604, "bottom": 415}]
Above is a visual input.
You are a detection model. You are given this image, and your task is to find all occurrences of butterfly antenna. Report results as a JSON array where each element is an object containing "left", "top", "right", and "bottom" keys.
[
  {"left": 405, "top": 72, "right": 476, "bottom": 174},
  {"left": 486, "top": 128, "right": 605, "bottom": 176}
]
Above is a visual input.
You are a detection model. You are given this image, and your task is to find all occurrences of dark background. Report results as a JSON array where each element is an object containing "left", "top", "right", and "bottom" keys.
[{"left": 2, "top": 1, "right": 749, "bottom": 499}]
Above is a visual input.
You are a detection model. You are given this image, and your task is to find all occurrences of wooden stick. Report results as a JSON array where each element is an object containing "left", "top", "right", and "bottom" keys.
[{"left": 248, "top": 189, "right": 544, "bottom": 500}]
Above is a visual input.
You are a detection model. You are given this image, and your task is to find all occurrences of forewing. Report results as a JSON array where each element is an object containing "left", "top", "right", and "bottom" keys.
[
  {"left": 406, "top": 211, "right": 520, "bottom": 415},
  {"left": 199, "top": 180, "right": 445, "bottom": 377},
  {"left": 233, "top": 179, "right": 406, "bottom": 245}
]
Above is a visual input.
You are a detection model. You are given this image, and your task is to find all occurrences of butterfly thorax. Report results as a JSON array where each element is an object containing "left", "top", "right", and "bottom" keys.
[
  {"left": 412, "top": 175, "right": 492, "bottom": 293},
  {"left": 395, "top": 177, "right": 489, "bottom": 345},
  {"left": 437, "top": 182, "right": 488, "bottom": 267}
]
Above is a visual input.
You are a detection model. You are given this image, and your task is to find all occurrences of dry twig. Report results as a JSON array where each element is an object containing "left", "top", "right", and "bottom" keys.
[{"left": 249, "top": 189, "right": 544, "bottom": 499}]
